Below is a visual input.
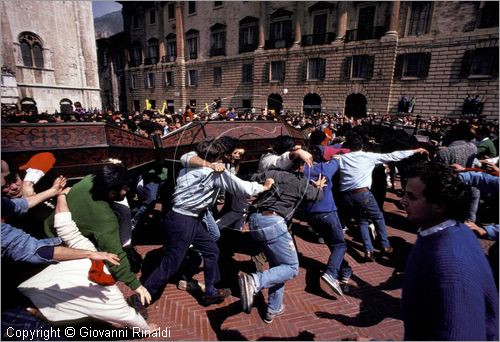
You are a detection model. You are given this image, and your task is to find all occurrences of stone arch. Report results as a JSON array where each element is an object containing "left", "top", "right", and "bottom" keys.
[
  {"left": 303, "top": 93, "right": 322, "bottom": 115},
  {"left": 59, "top": 98, "right": 73, "bottom": 115},
  {"left": 20, "top": 97, "right": 38, "bottom": 115},
  {"left": 345, "top": 93, "right": 367, "bottom": 118},
  {"left": 267, "top": 93, "right": 283, "bottom": 114}
]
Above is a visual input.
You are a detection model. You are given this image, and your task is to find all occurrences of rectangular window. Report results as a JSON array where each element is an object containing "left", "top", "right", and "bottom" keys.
[
  {"left": 470, "top": 48, "right": 498, "bottom": 76},
  {"left": 130, "top": 75, "right": 137, "bottom": 89},
  {"left": 268, "top": 20, "right": 292, "bottom": 48},
  {"left": 187, "top": 36, "right": 198, "bottom": 59},
  {"left": 133, "top": 14, "right": 140, "bottom": 29},
  {"left": 188, "top": 1, "right": 196, "bottom": 14},
  {"left": 395, "top": 53, "right": 431, "bottom": 79},
  {"left": 150, "top": 9, "right": 156, "bottom": 24},
  {"left": 145, "top": 72, "right": 155, "bottom": 88},
  {"left": 214, "top": 1, "right": 222, "bottom": 8},
  {"left": 133, "top": 100, "right": 140, "bottom": 111},
  {"left": 407, "top": 2, "right": 431, "bottom": 36},
  {"left": 167, "top": 40, "right": 176, "bottom": 61},
  {"left": 190, "top": 99, "right": 197, "bottom": 109},
  {"left": 214, "top": 67, "right": 222, "bottom": 84},
  {"left": 167, "top": 3, "right": 175, "bottom": 20},
  {"left": 242, "top": 64, "right": 253, "bottom": 83},
  {"left": 343, "top": 55, "right": 374, "bottom": 79},
  {"left": 165, "top": 71, "right": 174, "bottom": 86},
  {"left": 188, "top": 70, "right": 198, "bottom": 86},
  {"left": 271, "top": 61, "right": 285, "bottom": 82},
  {"left": 478, "top": 2, "right": 499, "bottom": 28},
  {"left": 210, "top": 31, "right": 226, "bottom": 56},
  {"left": 307, "top": 58, "right": 326, "bottom": 80},
  {"left": 352, "top": 56, "right": 369, "bottom": 78},
  {"left": 150, "top": 100, "right": 156, "bottom": 109}
]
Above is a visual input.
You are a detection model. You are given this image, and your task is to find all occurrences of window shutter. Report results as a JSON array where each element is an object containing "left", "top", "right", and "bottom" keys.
[
  {"left": 319, "top": 58, "right": 326, "bottom": 80},
  {"left": 302, "top": 60, "right": 309, "bottom": 81},
  {"left": 459, "top": 50, "right": 473, "bottom": 78},
  {"left": 239, "top": 27, "right": 244, "bottom": 52},
  {"left": 263, "top": 62, "right": 270, "bottom": 83},
  {"left": 492, "top": 49, "right": 499, "bottom": 77},
  {"left": 394, "top": 54, "right": 403, "bottom": 79},
  {"left": 283, "top": 20, "right": 293, "bottom": 40},
  {"left": 418, "top": 52, "right": 431, "bottom": 78},
  {"left": 366, "top": 56, "right": 375, "bottom": 79},
  {"left": 342, "top": 57, "right": 352, "bottom": 80},
  {"left": 144, "top": 75, "right": 148, "bottom": 88},
  {"left": 171, "top": 72, "right": 175, "bottom": 86},
  {"left": 222, "top": 31, "right": 226, "bottom": 54},
  {"left": 280, "top": 62, "right": 286, "bottom": 82}
]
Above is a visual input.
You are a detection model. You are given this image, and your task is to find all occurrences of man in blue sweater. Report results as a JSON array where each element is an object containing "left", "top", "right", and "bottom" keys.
[
  {"left": 302, "top": 146, "right": 351, "bottom": 298},
  {"left": 400, "top": 162, "right": 498, "bottom": 340}
]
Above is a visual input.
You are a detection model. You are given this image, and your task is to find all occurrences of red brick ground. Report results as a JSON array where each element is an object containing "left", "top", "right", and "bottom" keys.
[{"left": 121, "top": 189, "right": 493, "bottom": 341}]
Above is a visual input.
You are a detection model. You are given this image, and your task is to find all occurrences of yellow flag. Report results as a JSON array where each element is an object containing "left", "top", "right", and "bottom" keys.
[
  {"left": 145, "top": 99, "right": 152, "bottom": 110},
  {"left": 205, "top": 103, "right": 210, "bottom": 113},
  {"left": 160, "top": 101, "right": 167, "bottom": 114}
]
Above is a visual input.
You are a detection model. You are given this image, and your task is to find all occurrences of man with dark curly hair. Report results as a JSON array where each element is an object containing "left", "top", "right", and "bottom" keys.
[{"left": 400, "top": 162, "right": 498, "bottom": 341}]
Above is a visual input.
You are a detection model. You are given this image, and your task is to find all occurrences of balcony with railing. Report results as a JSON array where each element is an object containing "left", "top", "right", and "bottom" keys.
[
  {"left": 301, "top": 32, "right": 336, "bottom": 46},
  {"left": 128, "top": 59, "right": 142, "bottom": 68},
  {"left": 162, "top": 55, "right": 176, "bottom": 63},
  {"left": 264, "top": 37, "right": 294, "bottom": 49},
  {"left": 239, "top": 42, "right": 258, "bottom": 53},
  {"left": 345, "top": 26, "right": 385, "bottom": 42},
  {"left": 144, "top": 57, "right": 159, "bottom": 65},
  {"left": 209, "top": 47, "right": 226, "bottom": 57}
]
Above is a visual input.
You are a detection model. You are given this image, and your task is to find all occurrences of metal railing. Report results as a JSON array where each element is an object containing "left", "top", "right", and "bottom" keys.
[
  {"left": 239, "top": 43, "right": 258, "bottom": 53},
  {"left": 144, "top": 57, "right": 159, "bottom": 65},
  {"left": 264, "top": 37, "right": 294, "bottom": 49},
  {"left": 301, "top": 32, "right": 336, "bottom": 46},
  {"left": 345, "top": 26, "right": 385, "bottom": 42}
]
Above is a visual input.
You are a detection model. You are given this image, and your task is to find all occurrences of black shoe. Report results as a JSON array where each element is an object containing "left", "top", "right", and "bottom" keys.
[
  {"left": 202, "top": 288, "right": 231, "bottom": 306},
  {"left": 365, "top": 251, "right": 376, "bottom": 262},
  {"left": 126, "top": 294, "right": 148, "bottom": 320}
]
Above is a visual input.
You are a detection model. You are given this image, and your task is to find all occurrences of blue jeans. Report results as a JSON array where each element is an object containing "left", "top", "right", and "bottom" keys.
[
  {"left": 341, "top": 190, "right": 390, "bottom": 252},
  {"left": 142, "top": 211, "right": 220, "bottom": 299},
  {"left": 202, "top": 210, "right": 220, "bottom": 241},
  {"left": 131, "top": 178, "right": 160, "bottom": 227},
  {"left": 309, "top": 211, "right": 352, "bottom": 280},
  {"left": 248, "top": 213, "right": 299, "bottom": 314}
]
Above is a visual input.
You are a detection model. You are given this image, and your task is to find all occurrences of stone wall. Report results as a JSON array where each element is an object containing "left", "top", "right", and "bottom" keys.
[
  {"left": 1, "top": 0, "right": 101, "bottom": 112},
  {"left": 121, "top": 1, "right": 498, "bottom": 120}
]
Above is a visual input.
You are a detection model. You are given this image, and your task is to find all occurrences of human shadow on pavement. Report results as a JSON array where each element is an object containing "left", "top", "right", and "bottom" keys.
[
  {"left": 298, "top": 253, "right": 337, "bottom": 300},
  {"left": 206, "top": 294, "right": 267, "bottom": 340},
  {"left": 314, "top": 273, "right": 401, "bottom": 327}
]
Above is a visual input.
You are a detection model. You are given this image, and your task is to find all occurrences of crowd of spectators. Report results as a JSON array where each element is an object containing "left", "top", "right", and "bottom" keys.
[{"left": 2, "top": 100, "right": 499, "bottom": 339}]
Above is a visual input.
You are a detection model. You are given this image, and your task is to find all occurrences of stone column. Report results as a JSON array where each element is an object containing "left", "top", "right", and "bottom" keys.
[
  {"left": 175, "top": 3, "right": 185, "bottom": 61},
  {"left": 175, "top": 2, "right": 187, "bottom": 109},
  {"left": 258, "top": 2, "right": 267, "bottom": 49},
  {"left": 385, "top": 1, "right": 400, "bottom": 36},
  {"left": 335, "top": 2, "right": 347, "bottom": 41},
  {"left": 293, "top": 1, "right": 303, "bottom": 46}
]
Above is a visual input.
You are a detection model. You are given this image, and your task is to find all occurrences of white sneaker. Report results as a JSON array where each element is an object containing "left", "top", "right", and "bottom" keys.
[{"left": 321, "top": 273, "right": 344, "bottom": 297}]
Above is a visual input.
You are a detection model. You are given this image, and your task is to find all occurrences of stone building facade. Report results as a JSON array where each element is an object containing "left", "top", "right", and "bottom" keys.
[
  {"left": 108, "top": 1, "right": 498, "bottom": 119},
  {"left": 1, "top": 0, "right": 101, "bottom": 113}
]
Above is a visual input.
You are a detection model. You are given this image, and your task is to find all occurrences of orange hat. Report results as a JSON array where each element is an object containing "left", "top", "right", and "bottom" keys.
[{"left": 19, "top": 152, "right": 56, "bottom": 173}]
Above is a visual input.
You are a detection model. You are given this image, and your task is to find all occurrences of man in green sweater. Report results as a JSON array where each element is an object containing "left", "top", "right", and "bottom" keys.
[{"left": 45, "top": 162, "right": 151, "bottom": 306}]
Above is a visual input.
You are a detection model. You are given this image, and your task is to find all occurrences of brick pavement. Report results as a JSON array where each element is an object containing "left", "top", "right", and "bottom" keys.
[{"left": 122, "top": 188, "right": 494, "bottom": 341}]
